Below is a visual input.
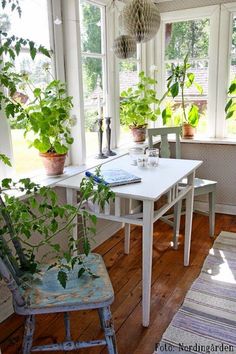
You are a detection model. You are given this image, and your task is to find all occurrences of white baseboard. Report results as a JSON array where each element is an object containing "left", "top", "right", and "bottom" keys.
[{"left": 194, "top": 201, "right": 236, "bottom": 215}]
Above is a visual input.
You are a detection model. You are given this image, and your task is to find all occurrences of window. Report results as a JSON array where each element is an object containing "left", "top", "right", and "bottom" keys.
[
  {"left": 158, "top": 6, "right": 219, "bottom": 138},
  {"left": 163, "top": 18, "right": 210, "bottom": 136},
  {"left": 1, "top": 0, "right": 52, "bottom": 175},
  {"left": 119, "top": 57, "right": 139, "bottom": 145},
  {"left": 79, "top": 0, "right": 107, "bottom": 157}
]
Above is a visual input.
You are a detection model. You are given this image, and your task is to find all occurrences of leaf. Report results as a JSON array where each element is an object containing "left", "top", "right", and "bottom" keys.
[
  {"left": 170, "top": 82, "right": 179, "bottom": 98},
  {"left": 57, "top": 270, "right": 67, "bottom": 288},
  {"left": 188, "top": 104, "right": 199, "bottom": 127},
  {"left": 38, "top": 45, "right": 51, "bottom": 58},
  {"left": 33, "top": 88, "right": 41, "bottom": 98},
  {"left": 78, "top": 268, "right": 85, "bottom": 278},
  {"left": 162, "top": 107, "right": 172, "bottom": 125},
  {"left": 0, "top": 154, "right": 12, "bottom": 166},
  {"left": 228, "top": 80, "right": 236, "bottom": 95},
  {"left": 225, "top": 98, "right": 233, "bottom": 113},
  {"left": 194, "top": 82, "right": 203, "bottom": 95}
]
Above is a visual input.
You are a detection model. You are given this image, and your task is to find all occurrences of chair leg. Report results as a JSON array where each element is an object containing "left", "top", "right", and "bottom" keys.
[
  {"left": 173, "top": 200, "right": 182, "bottom": 250},
  {"left": 99, "top": 306, "right": 118, "bottom": 354},
  {"left": 209, "top": 190, "right": 216, "bottom": 237},
  {"left": 22, "top": 315, "right": 35, "bottom": 354},
  {"left": 98, "top": 308, "right": 105, "bottom": 330}
]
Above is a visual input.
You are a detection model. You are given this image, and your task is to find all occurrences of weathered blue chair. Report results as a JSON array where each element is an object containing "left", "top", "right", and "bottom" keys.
[
  {"left": 0, "top": 196, "right": 118, "bottom": 353},
  {"left": 147, "top": 127, "right": 217, "bottom": 243}
]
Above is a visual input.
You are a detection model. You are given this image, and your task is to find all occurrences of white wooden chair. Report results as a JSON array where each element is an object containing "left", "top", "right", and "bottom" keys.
[{"left": 147, "top": 127, "right": 217, "bottom": 245}]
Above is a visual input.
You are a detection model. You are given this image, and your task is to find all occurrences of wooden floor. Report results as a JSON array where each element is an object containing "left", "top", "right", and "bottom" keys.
[{"left": 1, "top": 213, "right": 236, "bottom": 354}]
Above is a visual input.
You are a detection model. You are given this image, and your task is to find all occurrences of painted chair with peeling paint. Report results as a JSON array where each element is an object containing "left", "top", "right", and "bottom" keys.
[{"left": 0, "top": 196, "right": 118, "bottom": 354}]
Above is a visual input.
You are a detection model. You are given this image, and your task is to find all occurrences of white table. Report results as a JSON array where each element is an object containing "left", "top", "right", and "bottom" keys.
[{"left": 56, "top": 155, "right": 202, "bottom": 327}]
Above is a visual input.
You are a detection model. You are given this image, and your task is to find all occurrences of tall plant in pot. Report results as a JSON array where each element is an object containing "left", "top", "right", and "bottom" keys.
[
  {"left": 163, "top": 55, "right": 203, "bottom": 138},
  {"left": 5, "top": 68, "right": 74, "bottom": 176},
  {"left": 120, "top": 71, "right": 160, "bottom": 142}
]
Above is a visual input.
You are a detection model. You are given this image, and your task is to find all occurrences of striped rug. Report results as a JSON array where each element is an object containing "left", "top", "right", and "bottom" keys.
[{"left": 155, "top": 231, "right": 236, "bottom": 354}]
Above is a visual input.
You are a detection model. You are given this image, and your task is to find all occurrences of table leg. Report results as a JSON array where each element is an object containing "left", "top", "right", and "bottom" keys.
[
  {"left": 142, "top": 200, "right": 154, "bottom": 327},
  {"left": 66, "top": 188, "right": 78, "bottom": 252},
  {"left": 184, "top": 172, "right": 195, "bottom": 266}
]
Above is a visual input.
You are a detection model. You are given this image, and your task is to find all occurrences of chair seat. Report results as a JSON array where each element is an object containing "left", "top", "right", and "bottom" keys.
[
  {"left": 16, "top": 253, "right": 114, "bottom": 315},
  {"left": 180, "top": 177, "right": 217, "bottom": 195}
]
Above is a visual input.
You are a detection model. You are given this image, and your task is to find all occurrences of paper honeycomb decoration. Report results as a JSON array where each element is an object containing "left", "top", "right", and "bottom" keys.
[
  {"left": 122, "top": 0, "right": 161, "bottom": 43},
  {"left": 113, "top": 34, "right": 137, "bottom": 59}
]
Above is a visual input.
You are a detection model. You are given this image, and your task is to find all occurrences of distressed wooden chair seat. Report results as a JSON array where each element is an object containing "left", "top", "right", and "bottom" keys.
[
  {"left": 16, "top": 254, "right": 114, "bottom": 314},
  {"left": 0, "top": 195, "right": 118, "bottom": 353},
  {"left": 147, "top": 127, "right": 217, "bottom": 246}
]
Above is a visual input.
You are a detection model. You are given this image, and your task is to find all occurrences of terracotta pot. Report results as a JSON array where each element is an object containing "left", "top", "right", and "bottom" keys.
[
  {"left": 130, "top": 126, "right": 147, "bottom": 143},
  {"left": 182, "top": 123, "right": 195, "bottom": 139},
  {"left": 39, "top": 152, "right": 67, "bottom": 176}
]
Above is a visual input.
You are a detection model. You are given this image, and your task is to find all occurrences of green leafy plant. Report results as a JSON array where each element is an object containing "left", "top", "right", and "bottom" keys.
[
  {"left": 6, "top": 69, "right": 74, "bottom": 154},
  {"left": 225, "top": 78, "right": 236, "bottom": 120},
  {"left": 0, "top": 153, "right": 11, "bottom": 166},
  {"left": 163, "top": 55, "right": 203, "bottom": 128},
  {"left": 0, "top": 171, "right": 114, "bottom": 288},
  {"left": 120, "top": 71, "right": 160, "bottom": 128}
]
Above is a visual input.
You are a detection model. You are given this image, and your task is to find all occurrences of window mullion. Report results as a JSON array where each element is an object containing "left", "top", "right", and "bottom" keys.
[{"left": 216, "top": 5, "right": 232, "bottom": 139}]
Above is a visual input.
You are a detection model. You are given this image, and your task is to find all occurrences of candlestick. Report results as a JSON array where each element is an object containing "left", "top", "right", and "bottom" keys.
[
  {"left": 96, "top": 117, "right": 108, "bottom": 159},
  {"left": 104, "top": 117, "right": 116, "bottom": 156}
]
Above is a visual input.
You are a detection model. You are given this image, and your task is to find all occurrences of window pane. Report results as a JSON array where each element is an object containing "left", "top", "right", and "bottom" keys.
[
  {"left": 164, "top": 20, "right": 210, "bottom": 136},
  {"left": 82, "top": 57, "right": 103, "bottom": 104},
  {"left": 1, "top": 0, "right": 50, "bottom": 47},
  {"left": 119, "top": 60, "right": 139, "bottom": 145},
  {"left": 2, "top": 0, "right": 51, "bottom": 175},
  {"left": 165, "top": 19, "right": 210, "bottom": 60},
  {"left": 84, "top": 109, "right": 99, "bottom": 157},
  {"left": 80, "top": 1, "right": 102, "bottom": 54}
]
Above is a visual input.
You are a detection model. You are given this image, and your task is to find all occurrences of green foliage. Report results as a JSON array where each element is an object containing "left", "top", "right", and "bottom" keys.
[
  {"left": 0, "top": 154, "right": 11, "bottom": 166},
  {"left": 5, "top": 71, "right": 74, "bottom": 154},
  {"left": 0, "top": 32, "right": 50, "bottom": 61},
  {"left": 120, "top": 71, "right": 160, "bottom": 128},
  {"left": 0, "top": 171, "right": 115, "bottom": 288},
  {"left": 165, "top": 19, "right": 209, "bottom": 60},
  {"left": 1, "top": 0, "right": 21, "bottom": 16},
  {"left": 164, "top": 55, "right": 203, "bottom": 127},
  {"left": 225, "top": 78, "right": 236, "bottom": 120}
]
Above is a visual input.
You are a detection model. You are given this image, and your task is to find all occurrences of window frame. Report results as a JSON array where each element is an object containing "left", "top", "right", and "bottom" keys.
[
  {"left": 217, "top": 3, "right": 236, "bottom": 139},
  {"left": 156, "top": 5, "right": 220, "bottom": 138}
]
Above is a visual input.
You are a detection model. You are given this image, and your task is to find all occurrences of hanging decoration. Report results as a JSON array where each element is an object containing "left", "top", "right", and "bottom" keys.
[
  {"left": 113, "top": 34, "right": 136, "bottom": 59},
  {"left": 122, "top": 0, "right": 161, "bottom": 43}
]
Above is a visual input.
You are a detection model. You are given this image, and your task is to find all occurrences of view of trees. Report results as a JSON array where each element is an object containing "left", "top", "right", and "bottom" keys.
[
  {"left": 81, "top": 2, "right": 102, "bottom": 97},
  {"left": 165, "top": 19, "right": 209, "bottom": 60}
]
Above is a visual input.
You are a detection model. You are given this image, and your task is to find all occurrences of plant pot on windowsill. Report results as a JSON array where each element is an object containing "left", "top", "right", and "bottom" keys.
[
  {"left": 39, "top": 152, "right": 67, "bottom": 176},
  {"left": 130, "top": 125, "right": 147, "bottom": 143},
  {"left": 182, "top": 123, "right": 195, "bottom": 139}
]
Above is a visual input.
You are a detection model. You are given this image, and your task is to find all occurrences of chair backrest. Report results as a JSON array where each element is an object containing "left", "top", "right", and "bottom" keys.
[
  {"left": 147, "top": 127, "right": 182, "bottom": 159},
  {"left": 0, "top": 196, "right": 26, "bottom": 308}
]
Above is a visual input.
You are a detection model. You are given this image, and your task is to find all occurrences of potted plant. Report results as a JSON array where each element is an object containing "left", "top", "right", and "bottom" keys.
[
  {"left": 164, "top": 55, "right": 203, "bottom": 139},
  {"left": 120, "top": 71, "right": 160, "bottom": 142},
  {"left": 8, "top": 68, "right": 74, "bottom": 176},
  {"left": 0, "top": 168, "right": 114, "bottom": 288}
]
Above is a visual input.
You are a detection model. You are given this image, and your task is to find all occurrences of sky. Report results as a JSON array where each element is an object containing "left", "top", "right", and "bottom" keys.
[{"left": 3, "top": 0, "right": 50, "bottom": 48}]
